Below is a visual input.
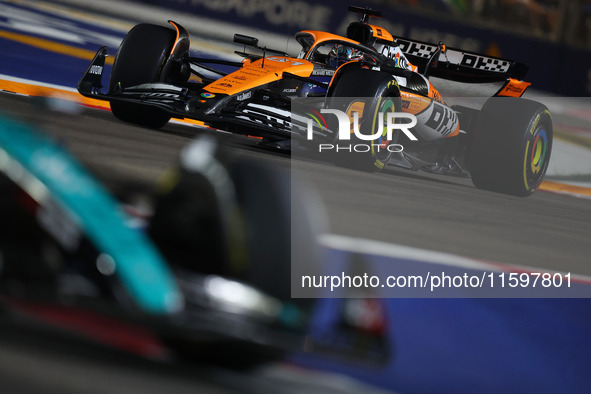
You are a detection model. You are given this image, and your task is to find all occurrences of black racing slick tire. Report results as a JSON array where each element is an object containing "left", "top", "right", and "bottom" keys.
[
  {"left": 109, "top": 24, "right": 176, "bottom": 129},
  {"left": 467, "top": 97, "right": 553, "bottom": 196},
  {"left": 327, "top": 67, "right": 402, "bottom": 172}
]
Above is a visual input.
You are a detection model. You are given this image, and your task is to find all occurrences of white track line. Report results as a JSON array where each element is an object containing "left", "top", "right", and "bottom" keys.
[{"left": 319, "top": 233, "right": 591, "bottom": 284}]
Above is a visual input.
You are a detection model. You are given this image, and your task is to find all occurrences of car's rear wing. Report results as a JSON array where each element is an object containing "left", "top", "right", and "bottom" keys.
[
  {"left": 393, "top": 37, "right": 528, "bottom": 83},
  {"left": 346, "top": 19, "right": 528, "bottom": 84}
]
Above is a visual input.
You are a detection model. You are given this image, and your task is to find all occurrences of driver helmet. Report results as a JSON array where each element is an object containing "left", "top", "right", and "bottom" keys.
[{"left": 328, "top": 44, "right": 363, "bottom": 67}]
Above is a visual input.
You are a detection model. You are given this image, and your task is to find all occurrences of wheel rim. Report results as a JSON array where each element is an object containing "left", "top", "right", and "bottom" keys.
[
  {"left": 372, "top": 98, "right": 397, "bottom": 162},
  {"left": 530, "top": 128, "right": 548, "bottom": 175},
  {"left": 524, "top": 122, "right": 550, "bottom": 190}
]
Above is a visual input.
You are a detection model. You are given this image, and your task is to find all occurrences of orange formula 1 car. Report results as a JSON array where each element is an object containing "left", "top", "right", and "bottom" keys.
[{"left": 78, "top": 6, "right": 552, "bottom": 196}]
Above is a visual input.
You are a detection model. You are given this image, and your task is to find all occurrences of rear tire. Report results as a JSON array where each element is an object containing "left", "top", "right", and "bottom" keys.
[
  {"left": 467, "top": 97, "right": 552, "bottom": 196},
  {"left": 109, "top": 24, "right": 176, "bottom": 128},
  {"left": 327, "top": 67, "right": 402, "bottom": 171}
]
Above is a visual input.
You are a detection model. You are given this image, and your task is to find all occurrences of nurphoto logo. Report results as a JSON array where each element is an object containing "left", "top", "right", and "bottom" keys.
[{"left": 306, "top": 108, "right": 418, "bottom": 153}]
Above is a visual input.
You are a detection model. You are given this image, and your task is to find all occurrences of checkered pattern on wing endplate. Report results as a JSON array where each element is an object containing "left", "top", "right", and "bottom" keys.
[
  {"left": 398, "top": 40, "right": 438, "bottom": 58},
  {"left": 475, "top": 57, "right": 511, "bottom": 72},
  {"left": 461, "top": 54, "right": 511, "bottom": 73}
]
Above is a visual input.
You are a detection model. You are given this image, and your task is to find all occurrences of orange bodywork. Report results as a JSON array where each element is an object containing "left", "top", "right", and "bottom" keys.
[
  {"left": 400, "top": 90, "right": 459, "bottom": 138},
  {"left": 204, "top": 56, "right": 314, "bottom": 96},
  {"left": 496, "top": 78, "right": 531, "bottom": 97},
  {"left": 400, "top": 91, "right": 432, "bottom": 115},
  {"left": 168, "top": 21, "right": 183, "bottom": 55},
  {"left": 205, "top": 31, "right": 356, "bottom": 96},
  {"left": 427, "top": 81, "right": 445, "bottom": 104},
  {"left": 366, "top": 24, "right": 394, "bottom": 42}
]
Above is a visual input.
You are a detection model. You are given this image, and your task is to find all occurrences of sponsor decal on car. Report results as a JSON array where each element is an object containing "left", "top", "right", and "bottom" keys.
[
  {"left": 201, "top": 92, "right": 215, "bottom": 98},
  {"left": 311, "top": 69, "right": 335, "bottom": 76},
  {"left": 236, "top": 91, "right": 252, "bottom": 101},
  {"left": 89, "top": 65, "right": 103, "bottom": 75}
]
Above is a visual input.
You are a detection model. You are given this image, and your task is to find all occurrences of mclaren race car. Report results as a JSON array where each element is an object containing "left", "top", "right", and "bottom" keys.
[{"left": 78, "top": 6, "right": 552, "bottom": 196}]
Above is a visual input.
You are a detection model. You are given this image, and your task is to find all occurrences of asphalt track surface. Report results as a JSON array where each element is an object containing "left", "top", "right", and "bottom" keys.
[
  {"left": 2, "top": 93, "right": 590, "bottom": 275},
  {"left": 1, "top": 88, "right": 591, "bottom": 393}
]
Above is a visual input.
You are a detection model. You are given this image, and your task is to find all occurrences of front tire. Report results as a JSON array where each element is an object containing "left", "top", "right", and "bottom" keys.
[
  {"left": 109, "top": 24, "right": 176, "bottom": 128},
  {"left": 467, "top": 97, "right": 553, "bottom": 196},
  {"left": 327, "top": 67, "right": 402, "bottom": 172}
]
